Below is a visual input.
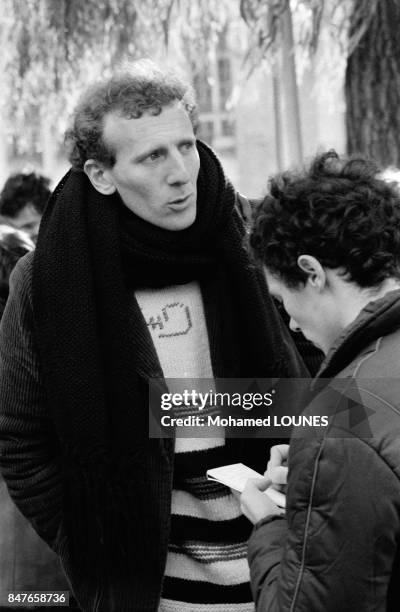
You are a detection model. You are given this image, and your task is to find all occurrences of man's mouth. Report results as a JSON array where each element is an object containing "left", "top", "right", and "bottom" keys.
[{"left": 167, "top": 194, "right": 193, "bottom": 209}]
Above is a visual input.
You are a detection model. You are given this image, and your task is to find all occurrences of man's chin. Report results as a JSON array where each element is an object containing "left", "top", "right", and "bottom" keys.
[{"left": 167, "top": 207, "right": 196, "bottom": 231}]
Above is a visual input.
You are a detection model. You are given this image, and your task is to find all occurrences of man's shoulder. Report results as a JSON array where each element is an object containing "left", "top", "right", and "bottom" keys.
[
  {"left": 8, "top": 251, "right": 35, "bottom": 307},
  {"left": 10, "top": 250, "right": 34, "bottom": 283},
  {"left": 347, "top": 326, "right": 400, "bottom": 380},
  {"left": 0, "top": 251, "right": 35, "bottom": 344}
]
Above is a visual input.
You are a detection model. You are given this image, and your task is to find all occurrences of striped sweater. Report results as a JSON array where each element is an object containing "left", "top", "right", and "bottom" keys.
[{"left": 136, "top": 283, "right": 254, "bottom": 612}]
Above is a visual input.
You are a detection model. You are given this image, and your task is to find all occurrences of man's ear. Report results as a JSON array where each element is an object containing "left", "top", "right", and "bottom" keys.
[
  {"left": 297, "top": 254, "right": 326, "bottom": 291},
  {"left": 83, "top": 159, "right": 117, "bottom": 196}
]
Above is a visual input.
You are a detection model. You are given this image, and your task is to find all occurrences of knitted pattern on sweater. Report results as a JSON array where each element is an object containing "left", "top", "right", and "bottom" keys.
[{"left": 136, "top": 283, "right": 253, "bottom": 611}]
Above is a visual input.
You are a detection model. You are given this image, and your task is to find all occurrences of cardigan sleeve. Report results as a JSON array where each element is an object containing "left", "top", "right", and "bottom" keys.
[{"left": 0, "top": 253, "right": 63, "bottom": 548}]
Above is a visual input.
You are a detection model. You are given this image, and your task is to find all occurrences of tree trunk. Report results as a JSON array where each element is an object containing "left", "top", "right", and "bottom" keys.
[
  {"left": 280, "top": 4, "right": 303, "bottom": 166},
  {"left": 346, "top": 0, "right": 400, "bottom": 166}
]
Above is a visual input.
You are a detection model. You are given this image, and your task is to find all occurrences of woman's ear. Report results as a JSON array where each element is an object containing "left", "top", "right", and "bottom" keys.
[
  {"left": 83, "top": 159, "right": 117, "bottom": 196},
  {"left": 297, "top": 255, "right": 326, "bottom": 291}
]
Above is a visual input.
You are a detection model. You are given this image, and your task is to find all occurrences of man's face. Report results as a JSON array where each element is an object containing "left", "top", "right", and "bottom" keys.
[
  {"left": 1, "top": 203, "right": 42, "bottom": 241},
  {"left": 102, "top": 102, "right": 200, "bottom": 231}
]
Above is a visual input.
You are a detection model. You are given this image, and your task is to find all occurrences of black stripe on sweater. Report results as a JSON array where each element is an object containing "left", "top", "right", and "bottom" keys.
[
  {"left": 173, "top": 445, "right": 237, "bottom": 480},
  {"left": 169, "top": 514, "right": 252, "bottom": 543},
  {"left": 173, "top": 477, "right": 231, "bottom": 499},
  {"left": 162, "top": 576, "right": 252, "bottom": 604},
  {"left": 168, "top": 541, "right": 247, "bottom": 564}
]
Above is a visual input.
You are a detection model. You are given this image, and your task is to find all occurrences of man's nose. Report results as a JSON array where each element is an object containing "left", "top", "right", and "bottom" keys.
[
  {"left": 289, "top": 318, "right": 301, "bottom": 333},
  {"left": 166, "top": 152, "right": 190, "bottom": 185}
]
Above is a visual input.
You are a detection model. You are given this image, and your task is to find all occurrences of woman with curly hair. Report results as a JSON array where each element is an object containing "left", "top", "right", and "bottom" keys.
[{"left": 242, "top": 150, "right": 400, "bottom": 611}]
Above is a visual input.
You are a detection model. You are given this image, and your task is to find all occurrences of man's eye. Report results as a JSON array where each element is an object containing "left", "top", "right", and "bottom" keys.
[
  {"left": 147, "top": 152, "right": 161, "bottom": 161},
  {"left": 180, "top": 142, "right": 195, "bottom": 152}
]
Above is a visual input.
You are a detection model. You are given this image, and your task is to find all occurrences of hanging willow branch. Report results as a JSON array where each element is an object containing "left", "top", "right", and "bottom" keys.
[
  {"left": 0, "top": 0, "right": 235, "bottom": 152},
  {"left": 239, "top": 0, "right": 379, "bottom": 68},
  {"left": 0, "top": 0, "right": 381, "bottom": 156},
  {"left": 0, "top": 0, "right": 202, "bottom": 153}
]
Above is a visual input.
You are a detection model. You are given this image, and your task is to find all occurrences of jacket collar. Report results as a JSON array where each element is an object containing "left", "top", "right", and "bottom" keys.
[{"left": 316, "top": 289, "right": 400, "bottom": 380}]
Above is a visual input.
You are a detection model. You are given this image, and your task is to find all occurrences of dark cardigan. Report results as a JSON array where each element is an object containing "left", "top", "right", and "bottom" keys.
[{"left": 0, "top": 252, "right": 308, "bottom": 611}]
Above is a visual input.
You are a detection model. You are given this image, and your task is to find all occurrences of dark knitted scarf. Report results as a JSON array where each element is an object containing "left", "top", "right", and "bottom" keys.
[{"left": 32, "top": 140, "right": 304, "bottom": 578}]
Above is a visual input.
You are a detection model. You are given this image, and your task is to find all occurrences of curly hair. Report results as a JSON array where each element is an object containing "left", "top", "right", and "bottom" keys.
[
  {"left": 65, "top": 59, "right": 198, "bottom": 170},
  {"left": 0, "top": 172, "right": 50, "bottom": 218},
  {"left": 250, "top": 150, "right": 400, "bottom": 288}
]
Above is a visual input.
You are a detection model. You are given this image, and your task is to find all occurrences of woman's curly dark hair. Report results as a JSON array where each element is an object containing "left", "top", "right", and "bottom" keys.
[
  {"left": 250, "top": 150, "right": 400, "bottom": 288},
  {"left": 65, "top": 59, "right": 198, "bottom": 170}
]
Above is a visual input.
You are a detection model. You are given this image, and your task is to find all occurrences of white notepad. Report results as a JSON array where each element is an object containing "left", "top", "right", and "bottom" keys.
[{"left": 207, "top": 462, "right": 286, "bottom": 508}]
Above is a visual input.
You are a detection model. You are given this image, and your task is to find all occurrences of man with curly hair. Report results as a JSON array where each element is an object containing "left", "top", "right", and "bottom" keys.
[
  {"left": 241, "top": 150, "right": 400, "bottom": 611},
  {"left": 0, "top": 61, "right": 307, "bottom": 611},
  {"left": 0, "top": 172, "right": 51, "bottom": 241}
]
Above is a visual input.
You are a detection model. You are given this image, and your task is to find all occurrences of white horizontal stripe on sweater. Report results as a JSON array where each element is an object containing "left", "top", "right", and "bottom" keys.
[
  {"left": 174, "top": 436, "right": 225, "bottom": 453},
  {"left": 171, "top": 489, "right": 241, "bottom": 520},
  {"left": 164, "top": 552, "right": 250, "bottom": 584}
]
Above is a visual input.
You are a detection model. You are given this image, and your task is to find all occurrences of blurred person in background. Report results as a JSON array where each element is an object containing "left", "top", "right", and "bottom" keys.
[
  {"left": 0, "top": 172, "right": 51, "bottom": 241},
  {"left": 0, "top": 224, "right": 34, "bottom": 318}
]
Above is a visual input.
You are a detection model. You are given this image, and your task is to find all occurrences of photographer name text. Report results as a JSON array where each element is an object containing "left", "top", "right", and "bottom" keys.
[{"left": 160, "top": 414, "right": 329, "bottom": 427}]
